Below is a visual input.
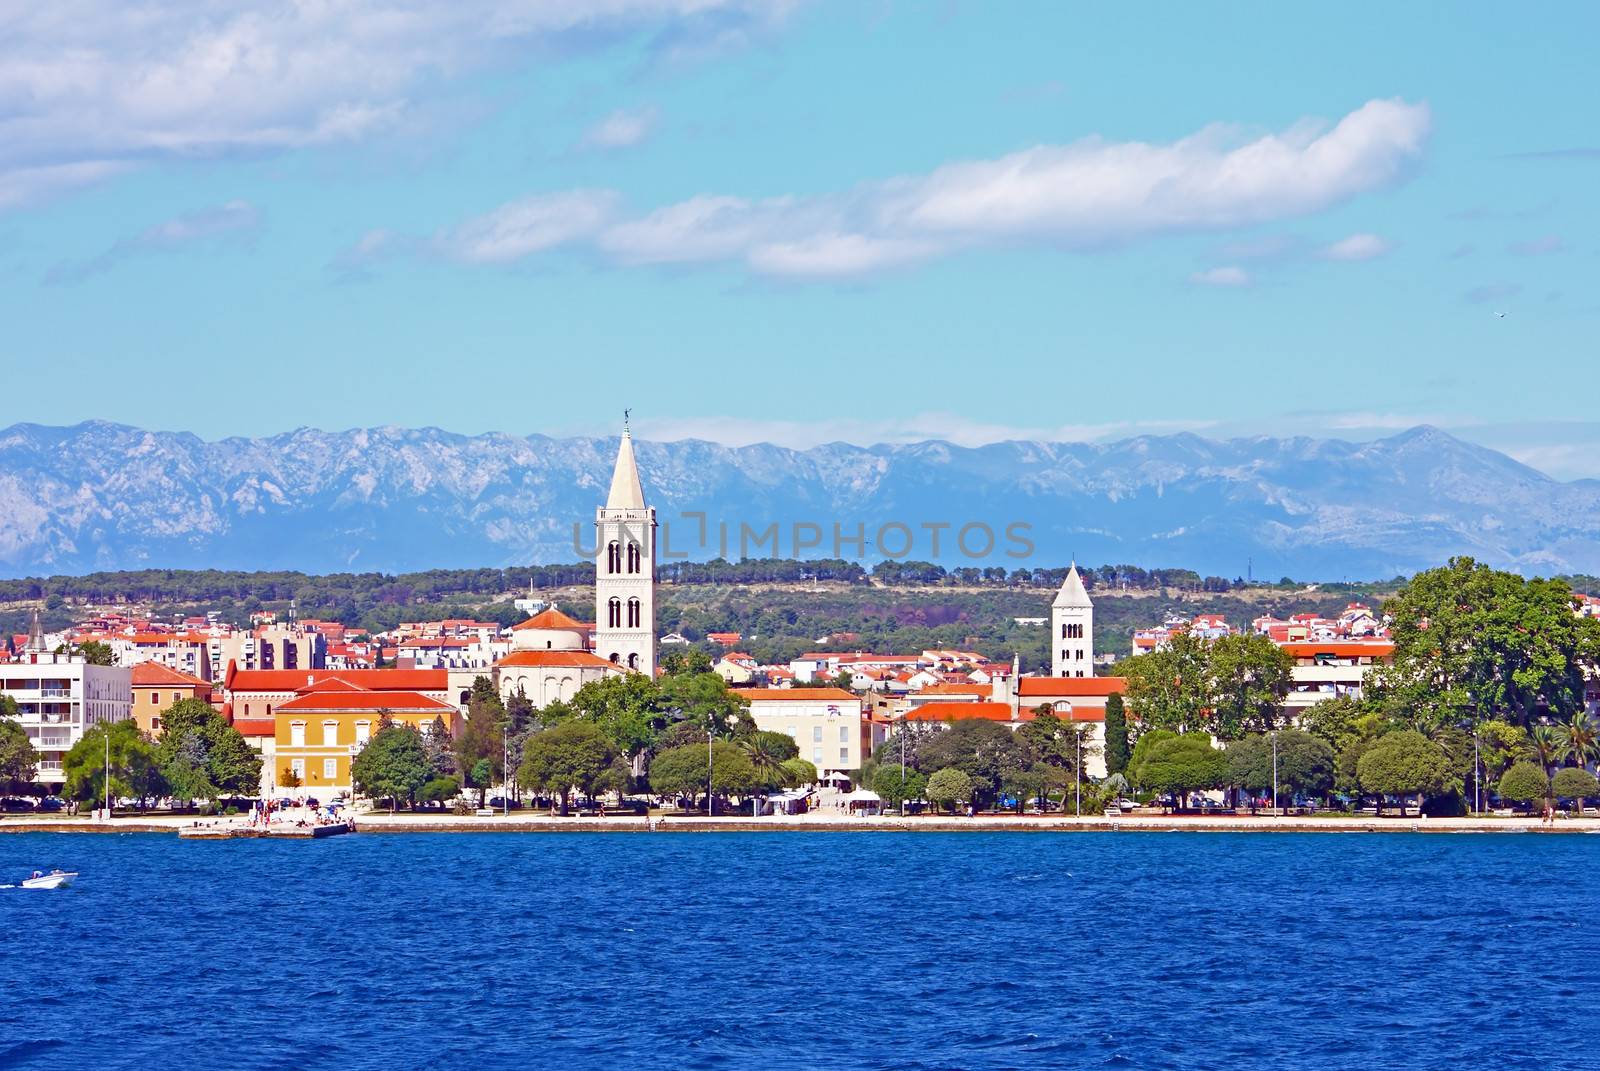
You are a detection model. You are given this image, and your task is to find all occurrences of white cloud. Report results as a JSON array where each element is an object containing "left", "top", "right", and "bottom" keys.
[
  {"left": 433, "top": 189, "right": 618, "bottom": 263},
  {"left": 413, "top": 97, "right": 1430, "bottom": 280},
  {"left": 746, "top": 233, "right": 937, "bottom": 277},
  {"left": 0, "top": 1, "right": 795, "bottom": 209},
  {"left": 46, "top": 199, "right": 260, "bottom": 282},
  {"left": 1189, "top": 265, "right": 1251, "bottom": 288},
  {"left": 580, "top": 106, "right": 660, "bottom": 149},
  {"left": 1321, "top": 232, "right": 1391, "bottom": 261}
]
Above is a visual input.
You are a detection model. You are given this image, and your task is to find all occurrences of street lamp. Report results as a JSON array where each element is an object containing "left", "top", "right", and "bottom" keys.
[
  {"left": 707, "top": 728, "right": 714, "bottom": 816},
  {"left": 900, "top": 719, "right": 906, "bottom": 818},
  {"left": 502, "top": 725, "right": 509, "bottom": 817},
  {"left": 1474, "top": 732, "right": 1481, "bottom": 815},
  {"left": 1272, "top": 730, "right": 1279, "bottom": 815},
  {"left": 1075, "top": 728, "right": 1082, "bottom": 818}
]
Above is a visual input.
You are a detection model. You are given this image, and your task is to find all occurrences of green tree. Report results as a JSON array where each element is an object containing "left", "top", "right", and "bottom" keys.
[
  {"left": 1356, "top": 730, "right": 1449, "bottom": 816},
  {"left": 1121, "top": 632, "right": 1211, "bottom": 734},
  {"left": 924, "top": 767, "right": 973, "bottom": 813},
  {"left": 1139, "top": 734, "right": 1229, "bottom": 810},
  {"left": 63, "top": 719, "right": 165, "bottom": 812},
  {"left": 872, "top": 764, "right": 927, "bottom": 811},
  {"left": 454, "top": 681, "right": 507, "bottom": 805},
  {"left": 0, "top": 717, "right": 39, "bottom": 792},
  {"left": 780, "top": 757, "right": 818, "bottom": 787},
  {"left": 1102, "top": 693, "right": 1130, "bottom": 775},
  {"left": 1226, "top": 731, "right": 1334, "bottom": 810},
  {"left": 152, "top": 698, "right": 261, "bottom": 806},
  {"left": 418, "top": 775, "right": 462, "bottom": 804},
  {"left": 1475, "top": 720, "right": 1528, "bottom": 788},
  {"left": 918, "top": 720, "right": 1030, "bottom": 808},
  {"left": 655, "top": 671, "right": 747, "bottom": 738},
  {"left": 740, "top": 730, "right": 800, "bottom": 789},
  {"left": 352, "top": 724, "right": 431, "bottom": 812},
  {"left": 1551, "top": 767, "right": 1599, "bottom": 813},
  {"left": 75, "top": 640, "right": 115, "bottom": 666},
  {"left": 659, "top": 647, "right": 712, "bottom": 676},
  {"left": 1369, "top": 558, "right": 1600, "bottom": 731},
  {"left": 648, "top": 740, "right": 759, "bottom": 811},
  {"left": 519, "top": 722, "right": 616, "bottom": 815},
  {"left": 566, "top": 673, "right": 667, "bottom": 759},
  {"left": 1523, "top": 725, "right": 1563, "bottom": 775},
  {"left": 1126, "top": 729, "right": 1178, "bottom": 791},
  {"left": 1207, "top": 633, "right": 1292, "bottom": 739},
  {"left": 1559, "top": 712, "right": 1600, "bottom": 769},
  {"left": 1496, "top": 761, "right": 1549, "bottom": 808}
]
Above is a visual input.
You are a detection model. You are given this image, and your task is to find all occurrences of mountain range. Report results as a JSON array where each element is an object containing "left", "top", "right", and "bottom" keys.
[{"left": 1, "top": 421, "right": 1596, "bottom": 580}]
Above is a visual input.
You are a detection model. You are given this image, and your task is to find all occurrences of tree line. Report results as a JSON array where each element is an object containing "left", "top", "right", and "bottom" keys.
[{"left": 1109, "top": 557, "right": 1600, "bottom": 815}]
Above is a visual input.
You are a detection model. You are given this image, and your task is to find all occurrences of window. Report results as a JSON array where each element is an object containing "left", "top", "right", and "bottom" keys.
[
  {"left": 609, "top": 652, "right": 620, "bottom": 664},
  {"left": 290, "top": 721, "right": 306, "bottom": 747},
  {"left": 627, "top": 541, "right": 641, "bottom": 573},
  {"left": 840, "top": 747, "right": 849, "bottom": 763},
  {"left": 355, "top": 720, "right": 372, "bottom": 745},
  {"left": 788, "top": 725, "right": 798, "bottom": 739},
  {"left": 627, "top": 652, "right": 639, "bottom": 670},
  {"left": 607, "top": 597, "right": 621, "bottom": 628},
  {"left": 607, "top": 541, "right": 622, "bottom": 573},
  {"left": 323, "top": 720, "right": 338, "bottom": 746},
  {"left": 152, "top": 692, "right": 162, "bottom": 706},
  {"left": 813, "top": 726, "right": 822, "bottom": 742},
  {"left": 291, "top": 758, "right": 305, "bottom": 778},
  {"left": 839, "top": 726, "right": 849, "bottom": 743},
  {"left": 627, "top": 597, "right": 640, "bottom": 628},
  {"left": 812, "top": 747, "right": 822, "bottom": 763},
  {"left": 323, "top": 758, "right": 337, "bottom": 779}
]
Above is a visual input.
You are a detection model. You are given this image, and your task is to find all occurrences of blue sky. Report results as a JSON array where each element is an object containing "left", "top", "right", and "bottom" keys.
[{"left": 2, "top": 1, "right": 1597, "bottom": 476}]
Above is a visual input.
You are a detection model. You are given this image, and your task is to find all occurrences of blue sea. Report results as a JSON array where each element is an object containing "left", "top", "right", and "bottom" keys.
[{"left": 2, "top": 830, "right": 1596, "bottom": 1071}]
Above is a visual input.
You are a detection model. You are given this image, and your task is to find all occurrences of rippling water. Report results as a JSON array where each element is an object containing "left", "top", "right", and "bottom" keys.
[{"left": 2, "top": 831, "right": 1597, "bottom": 1070}]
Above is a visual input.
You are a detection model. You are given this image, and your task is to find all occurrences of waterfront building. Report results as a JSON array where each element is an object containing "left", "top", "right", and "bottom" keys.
[
  {"left": 1280, "top": 640, "right": 1394, "bottom": 719},
  {"left": 2, "top": 613, "right": 132, "bottom": 789},
  {"left": 130, "top": 662, "right": 214, "bottom": 736},
  {"left": 270, "top": 681, "right": 459, "bottom": 799},
  {"left": 493, "top": 607, "right": 620, "bottom": 705},
  {"left": 222, "top": 664, "right": 449, "bottom": 720},
  {"left": 732, "top": 687, "right": 868, "bottom": 777}
]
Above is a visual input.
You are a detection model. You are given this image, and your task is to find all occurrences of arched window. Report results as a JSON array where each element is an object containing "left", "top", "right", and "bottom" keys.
[
  {"left": 609, "top": 652, "right": 620, "bottom": 664},
  {"left": 627, "top": 597, "right": 640, "bottom": 628},
  {"left": 607, "top": 541, "right": 622, "bottom": 574},
  {"left": 627, "top": 541, "right": 641, "bottom": 573},
  {"left": 627, "top": 652, "right": 639, "bottom": 670},
  {"left": 608, "top": 597, "right": 621, "bottom": 628}
]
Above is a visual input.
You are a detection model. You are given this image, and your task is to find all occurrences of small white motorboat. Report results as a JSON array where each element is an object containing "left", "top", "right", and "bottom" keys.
[{"left": 20, "top": 869, "right": 77, "bottom": 890}]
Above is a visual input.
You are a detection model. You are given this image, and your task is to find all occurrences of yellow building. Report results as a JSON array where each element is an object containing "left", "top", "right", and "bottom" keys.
[{"left": 271, "top": 681, "right": 459, "bottom": 799}]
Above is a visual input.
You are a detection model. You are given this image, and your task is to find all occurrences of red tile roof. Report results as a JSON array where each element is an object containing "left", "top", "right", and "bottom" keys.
[
  {"left": 732, "top": 688, "right": 859, "bottom": 702},
  {"left": 130, "top": 662, "right": 211, "bottom": 688},
  {"left": 225, "top": 665, "right": 447, "bottom": 692},
  {"left": 275, "top": 690, "right": 456, "bottom": 713},
  {"left": 232, "top": 717, "right": 276, "bottom": 737},
  {"left": 903, "top": 701, "right": 1019, "bottom": 722},
  {"left": 1279, "top": 642, "right": 1394, "bottom": 658},
  {"left": 512, "top": 609, "right": 588, "bottom": 631},
  {"left": 495, "top": 650, "right": 616, "bottom": 669},
  {"left": 1016, "top": 676, "right": 1128, "bottom": 698}
]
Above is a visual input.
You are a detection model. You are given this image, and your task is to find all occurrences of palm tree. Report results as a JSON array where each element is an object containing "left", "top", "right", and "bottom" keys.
[
  {"left": 739, "top": 733, "right": 794, "bottom": 789},
  {"left": 1561, "top": 712, "right": 1600, "bottom": 769},
  {"left": 1523, "top": 725, "right": 1563, "bottom": 775}
]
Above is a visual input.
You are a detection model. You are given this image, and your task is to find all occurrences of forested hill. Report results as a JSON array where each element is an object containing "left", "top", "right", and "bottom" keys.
[{"left": 4, "top": 421, "right": 1599, "bottom": 578}]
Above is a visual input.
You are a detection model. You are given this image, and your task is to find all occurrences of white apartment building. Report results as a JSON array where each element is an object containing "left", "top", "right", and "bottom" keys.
[
  {"left": 733, "top": 688, "right": 865, "bottom": 776},
  {"left": 2, "top": 651, "right": 132, "bottom": 790},
  {"left": 1280, "top": 641, "right": 1394, "bottom": 719}
]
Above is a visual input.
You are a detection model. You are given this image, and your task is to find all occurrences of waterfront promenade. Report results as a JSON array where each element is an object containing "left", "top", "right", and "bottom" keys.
[{"left": 6, "top": 810, "right": 1599, "bottom": 835}]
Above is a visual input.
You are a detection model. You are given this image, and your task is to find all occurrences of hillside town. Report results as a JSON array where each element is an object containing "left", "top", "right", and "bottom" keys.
[{"left": 4, "top": 430, "right": 1600, "bottom": 817}]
